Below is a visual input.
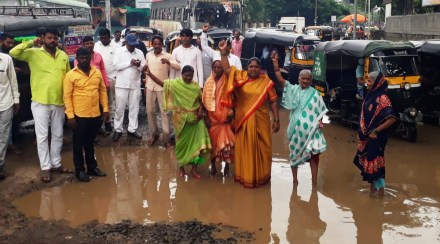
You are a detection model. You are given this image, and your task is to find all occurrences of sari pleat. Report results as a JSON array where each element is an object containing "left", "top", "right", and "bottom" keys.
[
  {"left": 203, "top": 73, "right": 235, "bottom": 162},
  {"left": 163, "top": 78, "right": 211, "bottom": 166},
  {"left": 223, "top": 66, "right": 277, "bottom": 188}
]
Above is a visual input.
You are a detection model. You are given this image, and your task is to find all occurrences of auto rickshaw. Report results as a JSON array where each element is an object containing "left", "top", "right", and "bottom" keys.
[
  {"left": 312, "top": 40, "right": 423, "bottom": 142},
  {"left": 0, "top": 6, "right": 93, "bottom": 136},
  {"left": 415, "top": 40, "right": 440, "bottom": 125},
  {"left": 165, "top": 29, "right": 214, "bottom": 53},
  {"left": 123, "top": 26, "right": 163, "bottom": 50},
  {"left": 304, "top": 26, "right": 333, "bottom": 41},
  {"left": 241, "top": 29, "right": 320, "bottom": 94}
]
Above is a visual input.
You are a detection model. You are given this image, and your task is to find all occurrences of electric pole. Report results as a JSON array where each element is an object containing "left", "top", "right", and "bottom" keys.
[
  {"left": 353, "top": 0, "right": 357, "bottom": 40},
  {"left": 105, "top": 0, "right": 111, "bottom": 31},
  {"left": 314, "top": 0, "right": 318, "bottom": 25}
]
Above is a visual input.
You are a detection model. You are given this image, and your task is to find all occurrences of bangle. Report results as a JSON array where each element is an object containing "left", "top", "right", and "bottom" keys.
[
  {"left": 274, "top": 68, "right": 280, "bottom": 72},
  {"left": 273, "top": 119, "right": 280, "bottom": 123}
]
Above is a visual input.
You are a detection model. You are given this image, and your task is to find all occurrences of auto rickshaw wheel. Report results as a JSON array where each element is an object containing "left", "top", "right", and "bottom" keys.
[{"left": 399, "top": 122, "right": 417, "bottom": 143}]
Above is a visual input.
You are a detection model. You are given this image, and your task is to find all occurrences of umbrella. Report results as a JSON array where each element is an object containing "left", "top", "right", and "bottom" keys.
[{"left": 340, "top": 14, "right": 367, "bottom": 23}]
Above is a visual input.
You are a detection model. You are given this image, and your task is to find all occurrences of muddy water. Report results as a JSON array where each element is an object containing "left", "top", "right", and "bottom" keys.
[{"left": 14, "top": 110, "right": 440, "bottom": 243}]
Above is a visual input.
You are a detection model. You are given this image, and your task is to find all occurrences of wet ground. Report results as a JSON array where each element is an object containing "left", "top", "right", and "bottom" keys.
[{"left": 2, "top": 109, "right": 440, "bottom": 243}]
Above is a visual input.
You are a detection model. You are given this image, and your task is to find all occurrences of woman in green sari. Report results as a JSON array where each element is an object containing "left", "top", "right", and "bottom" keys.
[
  {"left": 145, "top": 65, "right": 211, "bottom": 179},
  {"left": 272, "top": 52, "right": 328, "bottom": 186}
]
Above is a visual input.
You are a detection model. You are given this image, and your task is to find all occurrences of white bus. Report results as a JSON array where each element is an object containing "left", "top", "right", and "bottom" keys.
[
  {"left": 150, "top": 0, "right": 243, "bottom": 36},
  {"left": 0, "top": 0, "right": 92, "bottom": 21}
]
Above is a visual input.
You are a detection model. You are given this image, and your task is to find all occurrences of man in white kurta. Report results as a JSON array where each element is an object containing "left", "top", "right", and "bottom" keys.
[
  {"left": 112, "top": 34, "right": 146, "bottom": 142},
  {"left": 170, "top": 29, "right": 204, "bottom": 88},
  {"left": 0, "top": 52, "right": 19, "bottom": 179},
  {"left": 94, "top": 28, "right": 120, "bottom": 124},
  {"left": 200, "top": 25, "right": 242, "bottom": 71}
]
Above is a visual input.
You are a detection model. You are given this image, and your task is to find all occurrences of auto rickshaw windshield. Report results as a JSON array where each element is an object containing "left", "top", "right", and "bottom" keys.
[
  {"left": 295, "top": 44, "right": 316, "bottom": 60},
  {"left": 380, "top": 56, "right": 418, "bottom": 77},
  {"left": 138, "top": 33, "right": 153, "bottom": 41}
]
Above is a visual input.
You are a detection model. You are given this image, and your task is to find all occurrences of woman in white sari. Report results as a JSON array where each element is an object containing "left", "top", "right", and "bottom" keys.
[{"left": 272, "top": 52, "right": 328, "bottom": 186}]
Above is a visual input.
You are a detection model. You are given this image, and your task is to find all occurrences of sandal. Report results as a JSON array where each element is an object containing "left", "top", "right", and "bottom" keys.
[
  {"left": 40, "top": 170, "right": 51, "bottom": 182},
  {"left": 147, "top": 135, "right": 159, "bottom": 146},
  {"left": 50, "top": 166, "right": 74, "bottom": 174}
]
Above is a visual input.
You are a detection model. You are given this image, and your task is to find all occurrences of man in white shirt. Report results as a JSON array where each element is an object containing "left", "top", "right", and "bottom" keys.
[
  {"left": 0, "top": 52, "right": 20, "bottom": 179},
  {"left": 112, "top": 34, "right": 146, "bottom": 142},
  {"left": 112, "top": 30, "right": 123, "bottom": 46},
  {"left": 201, "top": 25, "right": 242, "bottom": 71},
  {"left": 170, "top": 29, "right": 204, "bottom": 87},
  {"left": 145, "top": 35, "right": 180, "bottom": 148},
  {"left": 196, "top": 32, "right": 213, "bottom": 82},
  {"left": 94, "top": 28, "right": 120, "bottom": 129}
]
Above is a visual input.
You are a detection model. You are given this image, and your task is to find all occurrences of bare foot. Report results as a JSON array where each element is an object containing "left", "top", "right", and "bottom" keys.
[
  {"left": 191, "top": 165, "right": 201, "bottom": 179},
  {"left": 378, "top": 187, "right": 385, "bottom": 197},
  {"left": 224, "top": 164, "right": 231, "bottom": 177},
  {"left": 211, "top": 162, "right": 217, "bottom": 176},
  {"left": 179, "top": 167, "right": 185, "bottom": 177},
  {"left": 192, "top": 171, "right": 201, "bottom": 179}
]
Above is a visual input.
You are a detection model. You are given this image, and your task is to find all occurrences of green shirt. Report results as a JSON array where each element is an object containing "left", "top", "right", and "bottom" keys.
[{"left": 10, "top": 40, "right": 70, "bottom": 105}]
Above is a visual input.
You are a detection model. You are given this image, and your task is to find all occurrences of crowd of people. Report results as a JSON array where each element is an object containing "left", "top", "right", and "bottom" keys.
[{"left": 0, "top": 24, "right": 396, "bottom": 194}]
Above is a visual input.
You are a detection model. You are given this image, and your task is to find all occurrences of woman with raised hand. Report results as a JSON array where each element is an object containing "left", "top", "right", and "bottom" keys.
[
  {"left": 272, "top": 51, "right": 328, "bottom": 186},
  {"left": 218, "top": 40, "right": 280, "bottom": 188},
  {"left": 145, "top": 65, "right": 211, "bottom": 179}
]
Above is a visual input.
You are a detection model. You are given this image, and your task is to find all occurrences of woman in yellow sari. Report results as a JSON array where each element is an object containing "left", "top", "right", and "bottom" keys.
[
  {"left": 218, "top": 41, "right": 280, "bottom": 188},
  {"left": 145, "top": 65, "right": 211, "bottom": 179},
  {"left": 202, "top": 59, "right": 235, "bottom": 176}
]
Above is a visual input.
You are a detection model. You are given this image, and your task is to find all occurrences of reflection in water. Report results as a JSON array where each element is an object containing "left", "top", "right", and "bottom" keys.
[
  {"left": 12, "top": 110, "right": 440, "bottom": 243},
  {"left": 352, "top": 194, "right": 384, "bottom": 244},
  {"left": 142, "top": 149, "right": 173, "bottom": 222},
  {"left": 286, "top": 188, "right": 326, "bottom": 243},
  {"left": 39, "top": 187, "right": 65, "bottom": 221},
  {"left": 106, "top": 149, "right": 143, "bottom": 222}
]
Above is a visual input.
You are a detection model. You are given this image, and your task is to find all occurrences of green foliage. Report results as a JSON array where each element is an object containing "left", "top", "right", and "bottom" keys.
[
  {"left": 243, "top": 0, "right": 266, "bottom": 21},
  {"left": 87, "top": 0, "right": 136, "bottom": 7},
  {"left": 245, "top": 0, "right": 350, "bottom": 25}
]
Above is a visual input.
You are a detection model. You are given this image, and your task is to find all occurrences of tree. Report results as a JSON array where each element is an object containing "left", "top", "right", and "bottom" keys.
[
  {"left": 243, "top": 0, "right": 350, "bottom": 26},
  {"left": 87, "top": 0, "right": 135, "bottom": 7},
  {"left": 243, "top": 0, "right": 266, "bottom": 22}
]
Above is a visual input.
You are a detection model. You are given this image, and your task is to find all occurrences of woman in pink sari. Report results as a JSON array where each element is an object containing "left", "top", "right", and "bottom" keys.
[{"left": 202, "top": 60, "right": 235, "bottom": 176}]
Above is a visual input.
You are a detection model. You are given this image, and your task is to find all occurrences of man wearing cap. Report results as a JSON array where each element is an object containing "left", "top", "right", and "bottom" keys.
[{"left": 112, "top": 33, "right": 146, "bottom": 142}]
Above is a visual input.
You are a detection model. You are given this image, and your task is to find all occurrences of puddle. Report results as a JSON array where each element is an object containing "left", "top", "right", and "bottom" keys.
[{"left": 13, "top": 110, "right": 440, "bottom": 243}]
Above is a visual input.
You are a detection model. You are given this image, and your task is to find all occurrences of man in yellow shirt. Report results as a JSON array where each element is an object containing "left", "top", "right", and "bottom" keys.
[
  {"left": 10, "top": 28, "right": 72, "bottom": 182},
  {"left": 64, "top": 47, "right": 109, "bottom": 182}
]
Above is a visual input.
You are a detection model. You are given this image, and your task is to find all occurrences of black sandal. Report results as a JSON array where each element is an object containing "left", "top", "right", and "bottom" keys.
[
  {"left": 40, "top": 170, "right": 51, "bottom": 182},
  {"left": 50, "top": 166, "right": 74, "bottom": 174}
]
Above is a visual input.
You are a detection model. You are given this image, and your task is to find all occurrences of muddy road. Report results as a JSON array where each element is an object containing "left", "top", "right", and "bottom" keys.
[{"left": 1, "top": 109, "right": 439, "bottom": 243}]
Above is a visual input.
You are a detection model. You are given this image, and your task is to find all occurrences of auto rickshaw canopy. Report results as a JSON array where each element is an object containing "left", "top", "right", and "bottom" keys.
[
  {"left": 244, "top": 29, "right": 320, "bottom": 46},
  {"left": 0, "top": 15, "right": 91, "bottom": 36},
  {"left": 312, "top": 40, "right": 416, "bottom": 82},
  {"left": 419, "top": 40, "right": 440, "bottom": 55}
]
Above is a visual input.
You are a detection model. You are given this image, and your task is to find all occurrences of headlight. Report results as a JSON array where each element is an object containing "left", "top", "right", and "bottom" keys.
[
  {"left": 404, "top": 83, "right": 411, "bottom": 90},
  {"left": 409, "top": 108, "right": 417, "bottom": 117}
]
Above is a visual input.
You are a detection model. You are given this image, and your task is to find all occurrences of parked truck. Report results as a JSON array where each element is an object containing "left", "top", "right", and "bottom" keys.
[{"left": 277, "top": 17, "right": 305, "bottom": 33}]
